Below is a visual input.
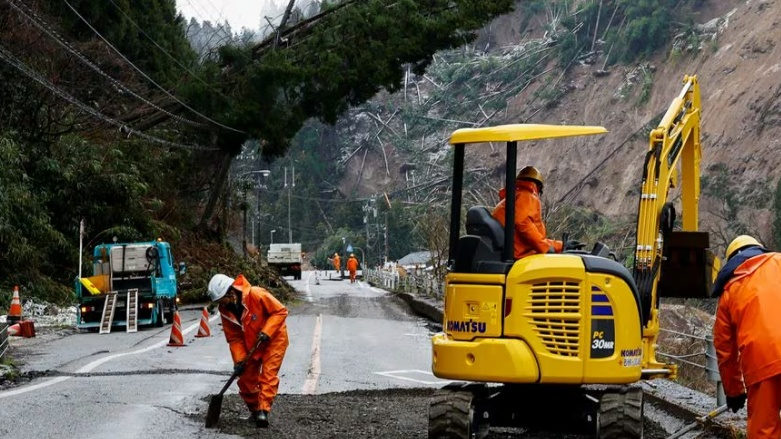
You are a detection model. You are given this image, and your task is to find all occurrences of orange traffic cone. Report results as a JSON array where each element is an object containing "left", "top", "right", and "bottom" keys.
[
  {"left": 194, "top": 307, "right": 211, "bottom": 338},
  {"left": 8, "top": 286, "right": 22, "bottom": 324},
  {"left": 167, "top": 310, "right": 185, "bottom": 346},
  {"left": 7, "top": 323, "right": 20, "bottom": 336}
]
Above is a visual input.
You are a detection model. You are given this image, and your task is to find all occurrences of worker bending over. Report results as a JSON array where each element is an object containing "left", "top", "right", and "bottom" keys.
[
  {"left": 208, "top": 273, "right": 289, "bottom": 428},
  {"left": 713, "top": 235, "right": 781, "bottom": 438},
  {"left": 492, "top": 166, "right": 576, "bottom": 259}
]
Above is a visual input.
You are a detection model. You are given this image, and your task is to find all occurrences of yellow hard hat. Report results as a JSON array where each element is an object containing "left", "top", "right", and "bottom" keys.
[
  {"left": 725, "top": 235, "right": 762, "bottom": 261},
  {"left": 517, "top": 166, "right": 544, "bottom": 187}
]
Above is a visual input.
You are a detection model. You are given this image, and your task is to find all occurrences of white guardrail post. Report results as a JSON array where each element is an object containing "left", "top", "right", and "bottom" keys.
[{"left": 705, "top": 334, "right": 727, "bottom": 406}]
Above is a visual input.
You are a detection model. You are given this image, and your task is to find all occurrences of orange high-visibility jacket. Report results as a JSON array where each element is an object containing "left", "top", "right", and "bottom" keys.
[
  {"left": 491, "top": 180, "right": 562, "bottom": 259},
  {"left": 714, "top": 253, "right": 781, "bottom": 396},
  {"left": 333, "top": 255, "right": 341, "bottom": 270},
  {"left": 219, "top": 274, "right": 289, "bottom": 363},
  {"left": 347, "top": 257, "right": 359, "bottom": 271}
]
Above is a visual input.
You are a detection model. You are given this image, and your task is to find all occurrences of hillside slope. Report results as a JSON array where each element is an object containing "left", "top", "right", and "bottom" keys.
[{"left": 332, "top": 0, "right": 779, "bottom": 253}]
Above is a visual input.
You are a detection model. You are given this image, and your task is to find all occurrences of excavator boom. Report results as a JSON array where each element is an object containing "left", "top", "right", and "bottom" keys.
[{"left": 633, "top": 75, "right": 719, "bottom": 377}]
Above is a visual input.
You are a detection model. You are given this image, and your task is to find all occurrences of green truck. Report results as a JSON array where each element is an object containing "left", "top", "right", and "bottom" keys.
[{"left": 75, "top": 240, "right": 184, "bottom": 332}]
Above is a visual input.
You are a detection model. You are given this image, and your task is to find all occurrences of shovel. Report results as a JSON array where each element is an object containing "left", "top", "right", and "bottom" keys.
[
  {"left": 205, "top": 335, "right": 266, "bottom": 428},
  {"left": 665, "top": 404, "right": 729, "bottom": 439}
]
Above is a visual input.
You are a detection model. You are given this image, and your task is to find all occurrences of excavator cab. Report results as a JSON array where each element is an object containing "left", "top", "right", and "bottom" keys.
[{"left": 429, "top": 76, "right": 720, "bottom": 439}]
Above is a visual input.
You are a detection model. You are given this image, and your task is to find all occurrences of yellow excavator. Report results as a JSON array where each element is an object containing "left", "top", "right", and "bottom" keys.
[{"left": 429, "top": 74, "right": 719, "bottom": 438}]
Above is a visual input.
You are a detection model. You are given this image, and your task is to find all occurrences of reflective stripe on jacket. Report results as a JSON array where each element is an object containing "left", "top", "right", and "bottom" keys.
[
  {"left": 491, "top": 180, "right": 562, "bottom": 259},
  {"left": 714, "top": 252, "right": 781, "bottom": 395}
]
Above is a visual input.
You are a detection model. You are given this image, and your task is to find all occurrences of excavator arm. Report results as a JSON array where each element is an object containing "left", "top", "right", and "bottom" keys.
[{"left": 633, "top": 75, "right": 719, "bottom": 378}]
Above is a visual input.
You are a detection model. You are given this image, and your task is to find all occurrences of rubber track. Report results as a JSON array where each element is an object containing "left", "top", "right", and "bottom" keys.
[
  {"left": 429, "top": 389, "right": 473, "bottom": 439},
  {"left": 598, "top": 388, "right": 643, "bottom": 438}
]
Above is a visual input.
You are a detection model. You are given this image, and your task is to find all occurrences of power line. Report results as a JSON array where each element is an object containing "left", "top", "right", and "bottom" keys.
[
  {"left": 62, "top": 0, "right": 246, "bottom": 135},
  {"left": 5, "top": 0, "right": 208, "bottom": 130},
  {"left": 105, "top": 0, "right": 231, "bottom": 101},
  {"left": 0, "top": 43, "right": 217, "bottom": 151}
]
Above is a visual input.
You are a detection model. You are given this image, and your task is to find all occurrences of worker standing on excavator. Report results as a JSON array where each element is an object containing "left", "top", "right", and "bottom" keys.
[
  {"left": 713, "top": 235, "right": 781, "bottom": 438},
  {"left": 491, "top": 166, "right": 575, "bottom": 259}
]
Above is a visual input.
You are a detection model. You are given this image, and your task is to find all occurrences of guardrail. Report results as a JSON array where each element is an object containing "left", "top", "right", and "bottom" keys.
[
  {"left": 366, "top": 269, "right": 725, "bottom": 409},
  {"left": 0, "top": 323, "right": 8, "bottom": 362},
  {"left": 365, "top": 269, "right": 445, "bottom": 299},
  {"left": 657, "top": 327, "right": 726, "bottom": 406}
]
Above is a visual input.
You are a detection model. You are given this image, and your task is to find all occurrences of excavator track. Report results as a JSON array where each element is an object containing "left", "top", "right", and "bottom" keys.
[
  {"left": 428, "top": 384, "right": 489, "bottom": 439},
  {"left": 597, "top": 386, "right": 644, "bottom": 439}
]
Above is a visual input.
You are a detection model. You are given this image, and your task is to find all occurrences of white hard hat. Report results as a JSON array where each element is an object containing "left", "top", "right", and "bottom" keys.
[{"left": 208, "top": 274, "right": 235, "bottom": 301}]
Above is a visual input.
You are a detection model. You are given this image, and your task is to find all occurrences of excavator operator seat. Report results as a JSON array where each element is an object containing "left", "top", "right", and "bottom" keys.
[
  {"left": 466, "top": 206, "right": 505, "bottom": 251},
  {"left": 454, "top": 206, "right": 506, "bottom": 273}
]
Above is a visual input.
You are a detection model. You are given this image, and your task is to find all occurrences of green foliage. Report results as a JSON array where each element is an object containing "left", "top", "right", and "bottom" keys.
[
  {"left": 548, "top": 0, "right": 701, "bottom": 67},
  {"left": 202, "top": 0, "right": 516, "bottom": 158},
  {"left": 40, "top": 0, "right": 197, "bottom": 85}
]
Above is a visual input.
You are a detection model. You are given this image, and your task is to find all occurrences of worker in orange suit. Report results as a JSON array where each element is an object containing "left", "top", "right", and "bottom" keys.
[
  {"left": 208, "top": 273, "right": 289, "bottom": 428},
  {"left": 329, "top": 252, "right": 341, "bottom": 274},
  {"left": 346, "top": 253, "right": 359, "bottom": 283},
  {"left": 713, "top": 235, "right": 781, "bottom": 438},
  {"left": 491, "top": 166, "right": 570, "bottom": 259}
]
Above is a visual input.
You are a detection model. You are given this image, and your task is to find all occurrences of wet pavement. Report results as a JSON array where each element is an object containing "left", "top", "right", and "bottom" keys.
[{"left": 0, "top": 270, "right": 730, "bottom": 438}]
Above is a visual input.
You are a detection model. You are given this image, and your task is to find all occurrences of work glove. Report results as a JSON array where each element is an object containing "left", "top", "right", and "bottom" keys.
[
  {"left": 234, "top": 360, "right": 246, "bottom": 375},
  {"left": 564, "top": 240, "right": 585, "bottom": 251},
  {"left": 726, "top": 393, "right": 746, "bottom": 413},
  {"left": 258, "top": 332, "right": 271, "bottom": 344}
]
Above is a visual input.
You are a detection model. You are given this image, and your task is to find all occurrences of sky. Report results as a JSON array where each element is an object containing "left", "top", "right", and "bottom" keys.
[{"left": 177, "top": 0, "right": 288, "bottom": 32}]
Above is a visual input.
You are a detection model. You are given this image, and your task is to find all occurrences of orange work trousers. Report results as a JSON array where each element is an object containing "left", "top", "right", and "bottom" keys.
[
  {"left": 237, "top": 341, "right": 288, "bottom": 412},
  {"left": 747, "top": 373, "right": 781, "bottom": 438},
  {"left": 349, "top": 270, "right": 356, "bottom": 283}
]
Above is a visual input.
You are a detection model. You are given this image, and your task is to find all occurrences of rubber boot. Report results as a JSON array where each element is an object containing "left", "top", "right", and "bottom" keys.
[
  {"left": 242, "top": 411, "right": 259, "bottom": 423},
  {"left": 256, "top": 410, "right": 269, "bottom": 428}
]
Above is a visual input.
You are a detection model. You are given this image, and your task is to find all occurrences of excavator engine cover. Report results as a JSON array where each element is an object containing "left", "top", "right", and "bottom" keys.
[{"left": 658, "top": 231, "right": 717, "bottom": 298}]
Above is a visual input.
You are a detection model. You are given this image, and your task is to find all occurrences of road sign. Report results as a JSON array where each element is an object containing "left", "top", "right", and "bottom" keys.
[{"left": 346, "top": 244, "right": 353, "bottom": 252}]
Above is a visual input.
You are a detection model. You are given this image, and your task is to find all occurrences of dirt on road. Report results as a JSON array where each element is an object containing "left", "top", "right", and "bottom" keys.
[{"left": 195, "top": 387, "right": 670, "bottom": 439}]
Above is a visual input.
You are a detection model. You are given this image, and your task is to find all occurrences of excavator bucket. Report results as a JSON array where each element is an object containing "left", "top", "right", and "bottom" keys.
[{"left": 657, "top": 231, "right": 719, "bottom": 298}]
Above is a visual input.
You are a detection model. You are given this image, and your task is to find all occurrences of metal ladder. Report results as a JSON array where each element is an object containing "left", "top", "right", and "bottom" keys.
[
  {"left": 99, "top": 292, "right": 118, "bottom": 334},
  {"left": 126, "top": 289, "right": 138, "bottom": 333}
]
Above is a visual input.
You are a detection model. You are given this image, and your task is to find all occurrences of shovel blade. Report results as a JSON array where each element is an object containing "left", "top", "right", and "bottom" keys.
[{"left": 205, "top": 393, "right": 224, "bottom": 428}]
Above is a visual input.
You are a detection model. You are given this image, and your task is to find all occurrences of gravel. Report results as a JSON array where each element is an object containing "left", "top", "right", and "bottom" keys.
[{"left": 196, "top": 387, "right": 671, "bottom": 439}]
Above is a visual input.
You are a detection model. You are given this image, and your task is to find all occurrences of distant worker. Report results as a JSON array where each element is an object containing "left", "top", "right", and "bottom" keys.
[
  {"left": 330, "top": 252, "right": 341, "bottom": 274},
  {"left": 713, "top": 235, "right": 781, "bottom": 438},
  {"left": 208, "top": 273, "right": 289, "bottom": 428},
  {"left": 346, "top": 253, "right": 359, "bottom": 283},
  {"left": 491, "top": 166, "right": 572, "bottom": 259}
]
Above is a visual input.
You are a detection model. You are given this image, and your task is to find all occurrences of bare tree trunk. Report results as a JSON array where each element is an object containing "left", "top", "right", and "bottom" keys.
[{"left": 198, "top": 150, "right": 234, "bottom": 232}]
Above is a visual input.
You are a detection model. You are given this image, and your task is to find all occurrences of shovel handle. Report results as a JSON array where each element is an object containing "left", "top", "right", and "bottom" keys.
[{"left": 217, "top": 333, "right": 268, "bottom": 396}]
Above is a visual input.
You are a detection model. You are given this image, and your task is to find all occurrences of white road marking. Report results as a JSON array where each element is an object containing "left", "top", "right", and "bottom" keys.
[
  {"left": 374, "top": 369, "right": 453, "bottom": 385},
  {"left": 301, "top": 313, "right": 323, "bottom": 395},
  {"left": 0, "top": 313, "right": 221, "bottom": 399}
]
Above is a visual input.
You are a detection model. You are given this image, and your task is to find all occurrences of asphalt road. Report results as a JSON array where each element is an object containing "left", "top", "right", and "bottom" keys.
[{"left": 0, "top": 270, "right": 711, "bottom": 439}]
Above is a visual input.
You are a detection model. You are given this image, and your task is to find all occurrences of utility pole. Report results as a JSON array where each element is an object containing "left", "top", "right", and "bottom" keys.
[
  {"left": 363, "top": 197, "right": 376, "bottom": 267},
  {"left": 242, "top": 187, "right": 248, "bottom": 258},
  {"left": 285, "top": 165, "right": 295, "bottom": 243},
  {"left": 384, "top": 212, "right": 389, "bottom": 264}
]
